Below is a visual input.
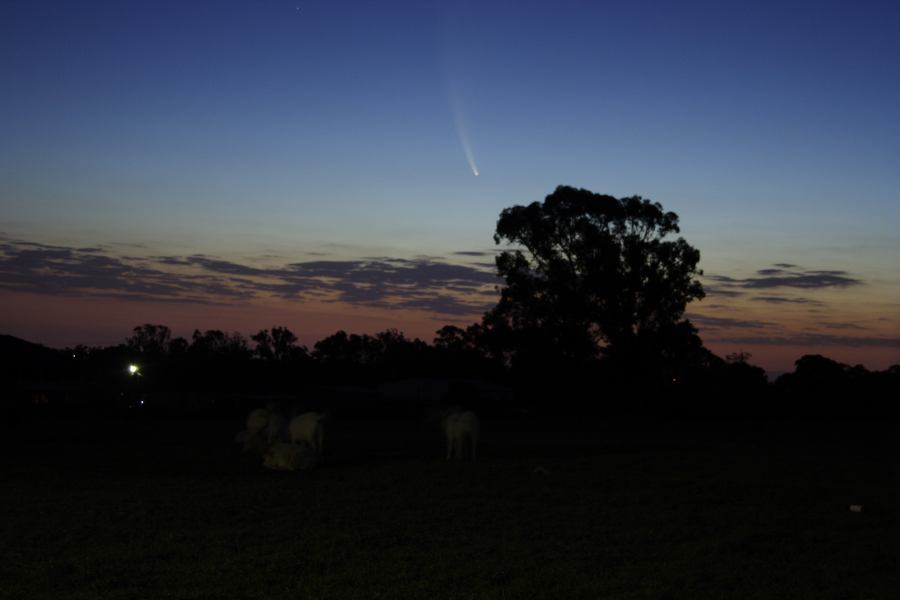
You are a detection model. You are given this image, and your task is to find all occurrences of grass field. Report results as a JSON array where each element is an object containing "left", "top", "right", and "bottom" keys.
[{"left": 1, "top": 415, "right": 897, "bottom": 599}]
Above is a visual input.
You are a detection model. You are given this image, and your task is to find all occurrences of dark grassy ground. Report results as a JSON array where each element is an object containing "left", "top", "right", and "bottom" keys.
[{"left": 1, "top": 414, "right": 897, "bottom": 599}]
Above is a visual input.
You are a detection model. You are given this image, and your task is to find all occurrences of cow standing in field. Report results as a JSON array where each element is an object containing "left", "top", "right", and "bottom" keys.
[
  {"left": 289, "top": 412, "right": 326, "bottom": 460},
  {"left": 235, "top": 407, "right": 273, "bottom": 456},
  {"left": 443, "top": 410, "right": 479, "bottom": 460}
]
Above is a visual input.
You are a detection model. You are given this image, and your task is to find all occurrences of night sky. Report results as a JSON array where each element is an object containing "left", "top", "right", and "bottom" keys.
[{"left": 2, "top": 0, "right": 898, "bottom": 374}]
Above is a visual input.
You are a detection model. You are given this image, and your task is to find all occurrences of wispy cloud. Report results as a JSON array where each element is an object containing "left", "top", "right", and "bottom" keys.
[
  {"left": 0, "top": 242, "right": 248, "bottom": 304},
  {"left": 751, "top": 295, "right": 823, "bottom": 305},
  {"left": 714, "top": 333, "right": 900, "bottom": 349},
  {"left": 705, "top": 264, "right": 863, "bottom": 291},
  {"left": 693, "top": 264, "right": 888, "bottom": 350},
  {"left": 686, "top": 313, "right": 774, "bottom": 331},
  {"left": 743, "top": 272, "right": 860, "bottom": 289},
  {"left": 703, "top": 285, "right": 745, "bottom": 298},
  {"left": 819, "top": 322, "right": 867, "bottom": 331},
  {"left": 0, "top": 239, "right": 500, "bottom": 316},
  {"left": 705, "top": 274, "right": 740, "bottom": 284}
]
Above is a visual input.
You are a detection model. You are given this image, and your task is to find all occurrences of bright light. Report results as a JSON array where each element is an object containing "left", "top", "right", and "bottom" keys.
[{"left": 128, "top": 364, "right": 140, "bottom": 375}]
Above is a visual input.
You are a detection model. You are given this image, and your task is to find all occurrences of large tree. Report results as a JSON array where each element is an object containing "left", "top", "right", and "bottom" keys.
[{"left": 487, "top": 185, "right": 705, "bottom": 372}]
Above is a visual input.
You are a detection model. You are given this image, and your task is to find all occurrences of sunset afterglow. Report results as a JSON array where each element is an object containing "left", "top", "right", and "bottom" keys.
[{"left": 1, "top": 1, "right": 898, "bottom": 375}]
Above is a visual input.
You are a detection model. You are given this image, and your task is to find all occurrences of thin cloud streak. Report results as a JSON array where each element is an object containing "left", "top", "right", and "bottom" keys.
[
  {"left": 704, "top": 265, "right": 863, "bottom": 290},
  {"left": 751, "top": 296, "right": 823, "bottom": 305},
  {"left": 703, "top": 285, "right": 745, "bottom": 298},
  {"left": 714, "top": 333, "right": 900, "bottom": 349},
  {"left": 687, "top": 313, "right": 774, "bottom": 331}
]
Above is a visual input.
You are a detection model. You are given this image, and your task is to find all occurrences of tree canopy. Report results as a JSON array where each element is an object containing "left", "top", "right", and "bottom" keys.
[{"left": 486, "top": 185, "right": 705, "bottom": 374}]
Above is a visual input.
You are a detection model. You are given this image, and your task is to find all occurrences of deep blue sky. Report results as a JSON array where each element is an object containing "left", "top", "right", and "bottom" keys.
[{"left": 1, "top": 0, "right": 898, "bottom": 372}]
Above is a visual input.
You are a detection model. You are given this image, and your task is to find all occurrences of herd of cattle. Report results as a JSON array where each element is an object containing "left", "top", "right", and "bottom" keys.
[{"left": 234, "top": 406, "right": 480, "bottom": 470}]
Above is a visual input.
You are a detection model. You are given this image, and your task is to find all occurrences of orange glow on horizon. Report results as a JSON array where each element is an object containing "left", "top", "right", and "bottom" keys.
[{"left": 2, "top": 290, "right": 896, "bottom": 377}]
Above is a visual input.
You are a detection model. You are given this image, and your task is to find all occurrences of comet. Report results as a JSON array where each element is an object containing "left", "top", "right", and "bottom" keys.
[{"left": 449, "top": 87, "right": 480, "bottom": 177}]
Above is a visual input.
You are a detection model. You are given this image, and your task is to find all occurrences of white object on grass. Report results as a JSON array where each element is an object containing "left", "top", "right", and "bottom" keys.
[
  {"left": 246, "top": 408, "right": 269, "bottom": 436},
  {"left": 443, "top": 409, "right": 479, "bottom": 460},
  {"left": 289, "top": 412, "right": 326, "bottom": 457}
]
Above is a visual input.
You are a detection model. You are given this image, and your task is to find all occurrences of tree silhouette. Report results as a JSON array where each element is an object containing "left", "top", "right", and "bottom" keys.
[
  {"left": 433, "top": 324, "right": 504, "bottom": 380},
  {"left": 253, "top": 326, "right": 303, "bottom": 362},
  {"left": 252, "top": 329, "right": 275, "bottom": 360},
  {"left": 312, "top": 329, "right": 432, "bottom": 382},
  {"left": 487, "top": 185, "right": 705, "bottom": 379},
  {"left": 189, "top": 329, "right": 250, "bottom": 359},
  {"left": 126, "top": 324, "right": 172, "bottom": 357}
]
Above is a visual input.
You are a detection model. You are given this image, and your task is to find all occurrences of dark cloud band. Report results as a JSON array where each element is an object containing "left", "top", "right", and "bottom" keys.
[
  {"left": 0, "top": 239, "right": 499, "bottom": 316},
  {"left": 705, "top": 264, "right": 862, "bottom": 290}
]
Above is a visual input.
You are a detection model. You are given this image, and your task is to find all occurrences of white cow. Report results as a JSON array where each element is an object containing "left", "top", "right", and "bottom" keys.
[
  {"left": 443, "top": 410, "right": 479, "bottom": 460},
  {"left": 235, "top": 408, "right": 273, "bottom": 456},
  {"left": 289, "top": 412, "right": 326, "bottom": 458},
  {"left": 245, "top": 408, "right": 269, "bottom": 436}
]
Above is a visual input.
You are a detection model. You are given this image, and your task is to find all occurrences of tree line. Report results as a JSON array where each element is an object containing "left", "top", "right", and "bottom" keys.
[{"left": 3, "top": 186, "right": 896, "bottom": 420}]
